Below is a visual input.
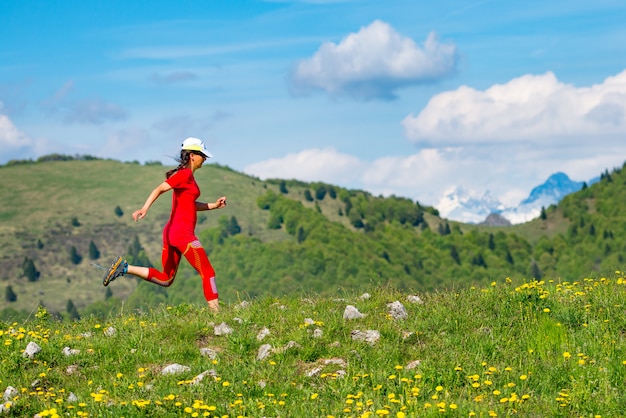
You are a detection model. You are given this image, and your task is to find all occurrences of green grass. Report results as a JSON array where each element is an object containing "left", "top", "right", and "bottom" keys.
[{"left": 3, "top": 274, "right": 626, "bottom": 417}]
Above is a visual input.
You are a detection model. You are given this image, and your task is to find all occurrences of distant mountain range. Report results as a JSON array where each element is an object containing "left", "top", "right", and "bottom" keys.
[{"left": 436, "top": 172, "right": 598, "bottom": 225}]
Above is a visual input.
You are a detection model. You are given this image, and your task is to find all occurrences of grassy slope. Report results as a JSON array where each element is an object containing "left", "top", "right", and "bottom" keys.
[
  {"left": 1, "top": 160, "right": 379, "bottom": 314},
  {"left": 2, "top": 276, "right": 626, "bottom": 416},
  {"left": 0, "top": 161, "right": 281, "bottom": 314}
]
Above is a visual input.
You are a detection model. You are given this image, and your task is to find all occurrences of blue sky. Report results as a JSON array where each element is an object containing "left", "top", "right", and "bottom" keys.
[{"left": 2, "top": 0, "right": 626, "bottom": 213}]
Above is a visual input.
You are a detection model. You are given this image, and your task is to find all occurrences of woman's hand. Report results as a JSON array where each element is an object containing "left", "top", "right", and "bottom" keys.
[
  {"left": 214, "top": 196, "right": 227, "bottom": 209},
  {"left": 133, "top": 208, "right": 147, "bottom": 222}
]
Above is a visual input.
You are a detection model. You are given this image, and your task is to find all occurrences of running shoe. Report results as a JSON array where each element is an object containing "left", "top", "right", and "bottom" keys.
[{"left": 103, "top": 256, "right": 128, "bottom": 286}]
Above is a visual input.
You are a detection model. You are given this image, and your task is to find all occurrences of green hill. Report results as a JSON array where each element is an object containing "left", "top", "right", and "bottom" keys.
[{"left": 1, "top": 156, "right": 625, "bottom": 320}]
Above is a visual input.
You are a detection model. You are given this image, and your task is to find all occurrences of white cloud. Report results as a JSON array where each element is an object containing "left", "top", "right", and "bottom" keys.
[
  {"left": 289, "top": 20, "right": 458, "bottom": 100},
  {"left": 0, "top": 109, "right": 35, "bottom": 161},
  {"left": 403, "top": 70, "right": 626, "bottom": 144},
  {"left": 0, "top": 113, "right": 29, "bottom": 148},
  {"left": 40, "top": 81, "right": 128, "bottom": 125},
  {"left": 244, "top": 147, "right": 474, "bottom": 205},
  {"left": 244, "top": 148, "right": 364, "bottom": 183}
]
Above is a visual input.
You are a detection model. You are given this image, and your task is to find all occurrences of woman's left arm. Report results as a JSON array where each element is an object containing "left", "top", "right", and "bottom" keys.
[{"left": 196, "top": 196, "right": 227, "bottom": 211}]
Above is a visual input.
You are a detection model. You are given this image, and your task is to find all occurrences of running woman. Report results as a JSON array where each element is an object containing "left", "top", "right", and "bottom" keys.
[{"left": 103, "top": 137, "right": 227, "bottom": 313}]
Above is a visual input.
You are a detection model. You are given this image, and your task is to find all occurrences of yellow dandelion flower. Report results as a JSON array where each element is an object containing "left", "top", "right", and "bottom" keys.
[
  {"left": 563, "top": 352, "right": 572, "bottom": 359},
  {"left": 311, "top": 393, "right": 319, "bottom": 400}
]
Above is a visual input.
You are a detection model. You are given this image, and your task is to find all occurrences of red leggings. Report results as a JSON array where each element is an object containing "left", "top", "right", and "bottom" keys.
[{"left": 145, "top": 239, "right": 218, "bottom": 302}]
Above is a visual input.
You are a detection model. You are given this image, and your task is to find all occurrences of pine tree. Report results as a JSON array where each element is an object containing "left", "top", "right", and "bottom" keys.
[
  {"left": 315, "top": 185, "right": 327, "bottom": 200},
  {"left": 5, "top": 285, "right": 17, "bottom": 302},
  {"left": 69, "top": 246, "right": 82, "bottom": 264},
  {"left": 530, "top": 261, "right": 542, "bottom": 279},
  {"left": 450, "top": 246, "right": 460, "bottom": 265},
  {"left": 88, "top": 241, "right": 100, "bottom": 260},
  {"left": 114, "top": 206, "right": 124, "bottom": 217},
  {"left": 279, "top": 181, "right": 288, "bottom": 194},
  {"left": 23, "top": 257, "right": 40, "bottom": 282},
  {"left": 488, "top": 234, "right": 495, "bottom": 251},
  {"left": 66, "top": 299, "right": 80, "bottom": 321},
  {"left": 227, "top": 216, "right": 241, "bottom": 236}
]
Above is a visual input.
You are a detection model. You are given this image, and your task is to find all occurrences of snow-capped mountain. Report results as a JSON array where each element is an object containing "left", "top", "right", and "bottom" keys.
[
  {"left": 436, "top": 187, "right": 505, "bottom": 224},
  {"left": 436, "top": 172, "right": 591, "bottom": 225}
]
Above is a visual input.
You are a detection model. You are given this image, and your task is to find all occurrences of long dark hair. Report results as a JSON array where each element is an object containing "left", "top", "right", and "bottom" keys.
[{"left": 165, "top": 150, "right": 193, "bottom": 179}]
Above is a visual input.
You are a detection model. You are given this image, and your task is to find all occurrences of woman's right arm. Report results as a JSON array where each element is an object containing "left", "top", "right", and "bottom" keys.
[{"left": 132, "top": 181, "right": 173, "bottom": 221}]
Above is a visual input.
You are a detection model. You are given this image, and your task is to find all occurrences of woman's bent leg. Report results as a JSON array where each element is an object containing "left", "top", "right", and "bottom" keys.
[{"left": 182, "top": 240, "right": 218, "bottom": 310}]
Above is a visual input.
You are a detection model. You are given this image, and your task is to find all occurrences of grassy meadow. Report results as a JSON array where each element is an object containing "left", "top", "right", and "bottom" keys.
[{"left": 3, "top": 274, "right": 626, "bottom": 417}]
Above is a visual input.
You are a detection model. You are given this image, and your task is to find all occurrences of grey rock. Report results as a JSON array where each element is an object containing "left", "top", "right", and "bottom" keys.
[
  {"left": 161, "top": 363, "right": 190, "bottom": 375},
  {"left": 257, "top": 344, "right": 272, "bottom": 361},
  {"left": 351, "top": 330, "right": 380, "bottom": 345},
  {"left": 387, "top": 301, "right": 408, "bottom": 321},
  {"left": 343, "top": 305, "right": 365, "bottom": 320},
  {"left": 22, "top": 342, "right": 42, "bottom": 359},
  {"left": 214, "top": 322, "right": 233, "bottom": 336}
]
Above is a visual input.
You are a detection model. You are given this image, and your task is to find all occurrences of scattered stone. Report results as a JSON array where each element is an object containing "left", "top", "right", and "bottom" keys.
[
  {"left": 62, "top": 346, "right": 80, "bottom": 356},
  {"left": 274, "top": 341, "right": 301, "bottom": 354},
  {"left": 407, "top": 294, "right": 424, "bottom": 304},
  {"left": 306, "top": 367, "right": 323, "bottom": 377},
  {"left": 3, "top": 386, "right": 17, "bottom": 401},
  {"left": 104, "top": 327, "right": 117, "bottom": 337},
  {"left": 301, "top": 298, "right": 315, "bottom": 304},
  {"left": 257, "top": 344, "right": 272, "bottom": 361},
  {"left": 313, "top": 328, "right": 323, "bottom": 338},
  {"left": 257, "top": 327, "right": 270, "bottom": 341},
  {"left": 191, "top": 369, "right": 217, "bottom": 385},
  {"left": 0, "top": 403, "right": 10, "bottom": 413},
  {"left": 304, "top": 318, "right": 315, "bottom": 326},
  {"left": 334, "top": 370, "right": 347, "bottom": 379},
  {"left": 402, "top": 332, "right": 418, "bottom": 343},
  {"left": 406, "top": 360, "right": 422, "bottom": 370},
  {"left": 67, "top": 392, "right": 78, "bottom": 403},
  {"left": 66, "top": 365, "right": 80, "bottom": 375},
  {"left": 258, "top": 380, "right": 267, "bottom": 389},
  {"left": 22, "top": 342, "right": 42, "bottom": 359},
  {"left": 387, "top": 301, "right": 408, "bottom": 321},
  {"left": 214, "top": 322, "right": 233, "bottom": 336},
  {"left": 233, "top": 317, "right": 243, "bottom": 324},
  {"left": 161, "top": 364, "right": 190, "bottom": 375},
  {"left": 351, "top": 330, "right": 380, "bottom": 345},
  {"left": 200, "top": 347, "right": 218, "bottom": 359},
  {"left": 236, "top": 301, "right": 251, "bottom": 309},
  {"left": 323, "top": 358, "right": 347, "bottom": 367},
  {"left": 359, "top": 293, "right": 371, "bottom": 300},
  {"left": 343, "top": 305, "right": 365, "bottom": 320},
  {"left": 330, "top": 341, "right": 341, "bottom": 348},
  {"left": 79, "top": 332, "right": 92, "bottom": 338}
]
